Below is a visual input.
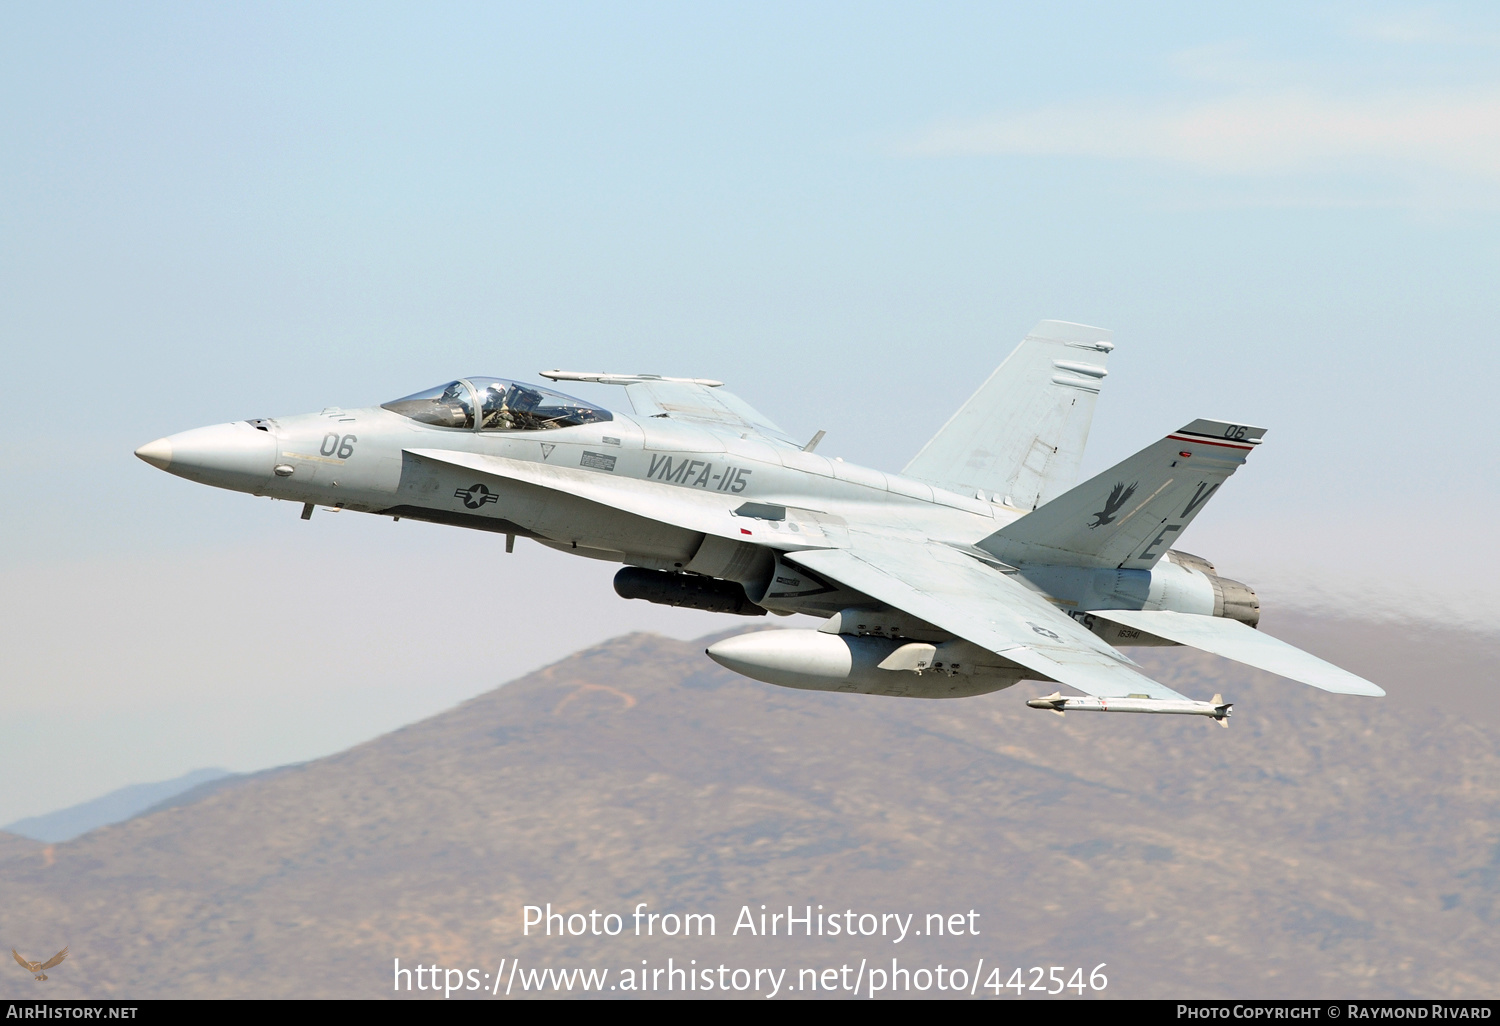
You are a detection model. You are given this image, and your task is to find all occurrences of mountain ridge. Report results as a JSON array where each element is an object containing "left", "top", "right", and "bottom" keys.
[
  {"left": 3, "top": 768, "right": 234, "bottom": 844},
  {"left": 0, "top": 615, "right": 1495, "bottom": 999}
]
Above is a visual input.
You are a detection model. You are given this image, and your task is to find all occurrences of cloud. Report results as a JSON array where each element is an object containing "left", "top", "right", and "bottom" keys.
[
  {"left": 1350, "top": 9, "right": 1500, "bottom": 46},
  {"left": 910, "top": 88, "right": 1500, "bottom": 185}
]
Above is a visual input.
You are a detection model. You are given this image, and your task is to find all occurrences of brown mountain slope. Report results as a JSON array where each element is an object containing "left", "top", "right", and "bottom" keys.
[{"left": 1, "top": 615, "right": 1497, "bottom": 999}]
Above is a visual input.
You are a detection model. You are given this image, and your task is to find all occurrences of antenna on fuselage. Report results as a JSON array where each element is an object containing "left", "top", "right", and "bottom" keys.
[{"left": 539, "top": 371, "right": 725, "bottom": 387}]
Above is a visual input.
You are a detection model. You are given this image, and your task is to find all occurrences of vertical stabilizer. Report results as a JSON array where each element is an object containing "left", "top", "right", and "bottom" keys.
[
  {"left": 981, "top": 419, "right": 1267, "bottom": 570},
  {"left": 902, "top": 320, "right": 1113, "bottom": 510}
]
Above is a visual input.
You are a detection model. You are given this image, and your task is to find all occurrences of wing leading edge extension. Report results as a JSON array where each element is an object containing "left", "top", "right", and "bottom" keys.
[
  {"left": 403, "top": 447, "right": 844, "bottom": 550},
  {"left": 787, "top": 540, "right": 1196, "bottom": 703}
]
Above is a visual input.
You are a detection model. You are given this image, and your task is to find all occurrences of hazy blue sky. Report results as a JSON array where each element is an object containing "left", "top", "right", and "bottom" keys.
[{"left": 3, "top": 2, "right": 1497, "bottom": 821}]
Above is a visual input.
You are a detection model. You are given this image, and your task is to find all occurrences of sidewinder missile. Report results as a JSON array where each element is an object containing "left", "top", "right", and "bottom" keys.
[{"left": 1027, "top": 691, "right": 1232, "bottom": 725}]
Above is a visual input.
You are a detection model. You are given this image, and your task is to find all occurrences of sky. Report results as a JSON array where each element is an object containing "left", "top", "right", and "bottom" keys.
[{"left": 2, "top": 2, "right": 1498, "bottom": 823}]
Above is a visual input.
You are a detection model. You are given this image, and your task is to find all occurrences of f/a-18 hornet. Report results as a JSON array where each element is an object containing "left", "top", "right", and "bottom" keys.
[{"left": 137, "top": 321, "right": 1382, "bottom": 723}]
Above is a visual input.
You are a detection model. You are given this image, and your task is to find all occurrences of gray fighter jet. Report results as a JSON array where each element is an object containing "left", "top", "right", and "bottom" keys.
[{"left": 136, "top": 321, "right": 1382, "bottom": 722}]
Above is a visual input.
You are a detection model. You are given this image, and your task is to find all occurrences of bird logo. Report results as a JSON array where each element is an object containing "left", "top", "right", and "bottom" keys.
[
  {"left": 12, "top": 946, "right": 68, "bottom": 981},
  {"left": 1088, "top": 481, "right": 1137, "bottom": 529}
]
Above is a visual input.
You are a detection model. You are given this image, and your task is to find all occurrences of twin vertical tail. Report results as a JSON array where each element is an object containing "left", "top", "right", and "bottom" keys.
[
  {"left": 981, "top": 419, "right": 1266, "bottom": 570},
  {"left": 902, "top": 320, "right": 1114, "bottom": 511}
]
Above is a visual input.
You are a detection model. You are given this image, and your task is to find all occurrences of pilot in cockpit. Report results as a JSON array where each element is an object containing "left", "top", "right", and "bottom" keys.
[
  {"left": 480, "top": 382, "right": 545, "bottom": 431},
  {"left": 383, "top": 377, "right": 611, "bottom": 431}
]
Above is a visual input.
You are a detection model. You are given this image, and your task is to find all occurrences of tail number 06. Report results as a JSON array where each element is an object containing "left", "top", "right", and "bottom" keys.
[{"left": 320, "top": 433, "right": 357, "bottom": 459}]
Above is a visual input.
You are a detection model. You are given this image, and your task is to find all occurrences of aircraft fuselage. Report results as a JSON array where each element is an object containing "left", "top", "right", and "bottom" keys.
[{"left": 136, "top": 396, "right": 1241, "bottom": 634}]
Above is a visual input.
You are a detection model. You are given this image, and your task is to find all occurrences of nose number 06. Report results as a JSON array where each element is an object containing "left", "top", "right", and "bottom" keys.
[{"left": 320, "top": 433, "right": 357, "bottom": 459}]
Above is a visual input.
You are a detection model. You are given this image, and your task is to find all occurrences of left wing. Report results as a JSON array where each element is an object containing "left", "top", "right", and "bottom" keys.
[
  {"left": 787, "top": 538, "right": 1194, "bottom": 702},
  {"left": 38, "top": 947, "right": 68, "bottom": 971},
  {"left": 541, "top": 372, "right": 798, "bottom": 444}
]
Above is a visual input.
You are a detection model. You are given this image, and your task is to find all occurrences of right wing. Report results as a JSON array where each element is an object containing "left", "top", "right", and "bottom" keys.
[
  {"left": 1090, "top": 609, "right": 1384, "bottom": 696},
  {"left": 788, "top": 538, "right": 1194, "bottom": 701},
  {"left": 12, "top": 950, "right": 30, "bottom": 970},
  {"left": 540, "top": 372, "right": 798, "bottom": 444}
]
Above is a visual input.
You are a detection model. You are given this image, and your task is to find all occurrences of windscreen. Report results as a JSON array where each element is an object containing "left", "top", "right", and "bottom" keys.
[{"left": 381, "top": 380, "right": 476, "bottom": 429}]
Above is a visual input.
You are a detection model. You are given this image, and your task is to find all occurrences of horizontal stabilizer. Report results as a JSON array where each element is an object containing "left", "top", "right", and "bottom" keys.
[
  {"left": 982, "top": 419, "right": 1266, "bottom": 570},
  {"left": 1091, "top": 609, "right": 1385, "bottom": 697}
]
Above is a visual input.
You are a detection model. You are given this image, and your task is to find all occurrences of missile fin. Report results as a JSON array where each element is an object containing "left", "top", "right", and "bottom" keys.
[
  {"left": 1026, "top": 691, "right": 1068, "bottom": 716},
  {"left": 1211, "top": 695, "right": 1232, "bottom": 727}
]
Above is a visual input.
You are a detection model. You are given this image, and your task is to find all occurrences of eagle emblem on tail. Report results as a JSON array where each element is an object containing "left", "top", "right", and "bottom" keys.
[
  {"left": 1088, "top": 481, "right": 1137, "bottom": 529},
  {"left": 13, "top": 946, "right": 68, "bottom": 980}
]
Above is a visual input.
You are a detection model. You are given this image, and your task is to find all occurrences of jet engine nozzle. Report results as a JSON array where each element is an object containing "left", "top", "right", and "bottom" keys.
[
  {"left": 1164, "top": 550, "right": 1260, "bottom": 627},
  {"left": 1212, "top": 576, "right": 1260, "bottom": 627}
]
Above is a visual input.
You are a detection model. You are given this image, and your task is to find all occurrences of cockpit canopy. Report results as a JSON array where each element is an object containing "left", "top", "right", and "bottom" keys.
[{"left": 382, "top": 377, "right": 613, "bottom": 431}]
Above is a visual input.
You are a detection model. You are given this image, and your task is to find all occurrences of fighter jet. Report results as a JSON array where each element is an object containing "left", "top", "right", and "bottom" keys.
[{"left": 135, "top": 320, "right": 1383, "bottom": 722}]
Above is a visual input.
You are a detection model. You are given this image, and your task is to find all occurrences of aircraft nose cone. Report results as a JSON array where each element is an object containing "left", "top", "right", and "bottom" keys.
[
  {"left": 134, "top": 437, "right": 173, "bottom": 470},
  {"left": 137, "top": 421, "right": 276, "bottom": 487}
]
